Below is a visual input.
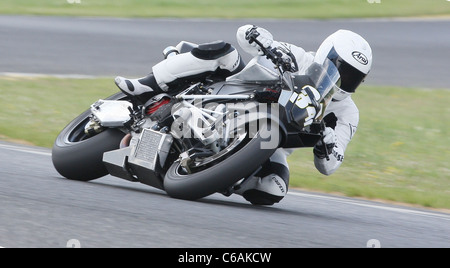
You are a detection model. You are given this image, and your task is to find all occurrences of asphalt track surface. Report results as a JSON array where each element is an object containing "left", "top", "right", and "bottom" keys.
[
  {"left": 0, "top": 16, "right": 449, "bottom": 248},
  {"left": 1, "top": 141, "right": 449, "bottom": 248},
  {"left": 0, "top": 15, "right": 449, "bottom": 88}
]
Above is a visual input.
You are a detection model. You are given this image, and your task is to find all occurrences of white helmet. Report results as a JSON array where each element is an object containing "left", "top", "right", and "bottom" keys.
[{"left": 314, "top": 29, "right": 373, "bottom": 100}]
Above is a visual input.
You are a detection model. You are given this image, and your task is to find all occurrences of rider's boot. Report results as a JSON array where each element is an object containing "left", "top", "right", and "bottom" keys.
[{"left": 115, "top": 73, "right": 164, "bottom": 104}]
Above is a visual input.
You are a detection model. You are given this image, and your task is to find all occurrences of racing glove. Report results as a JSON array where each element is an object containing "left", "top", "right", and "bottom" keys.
[
  {"left": 245, "top": 26, "right": 273, "bottom": 55},
  {"left": 270, "top": 45, "right": 298, "bottom": 72},
  {"left": 313, "top": 127, "right": 337, "bottom": 159}
]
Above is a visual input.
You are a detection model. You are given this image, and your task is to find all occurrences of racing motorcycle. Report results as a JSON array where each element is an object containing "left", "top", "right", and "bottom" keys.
[{"left": 52, "top": 37, "right": 339, "bottom": 201}]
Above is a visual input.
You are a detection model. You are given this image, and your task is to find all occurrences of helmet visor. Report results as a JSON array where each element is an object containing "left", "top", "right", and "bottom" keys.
[
  {"left": 327, "top": 48, "right": 367, "bottom": 93},
  {"left": 335, "top": 59, "right": 367, "bottom": 93}
]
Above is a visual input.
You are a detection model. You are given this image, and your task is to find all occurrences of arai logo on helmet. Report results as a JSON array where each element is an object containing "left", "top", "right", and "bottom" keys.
[{"left": 352, "top": 51, "right": 368, "bottom": 65}]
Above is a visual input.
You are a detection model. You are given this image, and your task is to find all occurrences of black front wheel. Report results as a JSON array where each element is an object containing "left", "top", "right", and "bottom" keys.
[
  {"left": 52, "top": 92, "right": 126, "bottom": 181},
  {"left": 163, "top": 121, "right": 280, "bottom": 200}
]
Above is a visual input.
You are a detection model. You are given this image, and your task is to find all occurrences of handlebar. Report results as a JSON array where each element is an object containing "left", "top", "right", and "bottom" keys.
[{"left": 245, "top": 27, "right": 298, "bottom": 73}]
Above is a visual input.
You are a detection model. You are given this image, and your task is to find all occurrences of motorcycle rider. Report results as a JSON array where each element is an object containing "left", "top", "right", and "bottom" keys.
[{"left": 115, "top": 25, "right": 373, "bottom": 205}]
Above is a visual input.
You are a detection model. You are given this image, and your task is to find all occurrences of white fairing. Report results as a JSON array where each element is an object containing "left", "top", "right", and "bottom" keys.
[
  {"left": 226, "top": 57, "right": 279, "bottom": 82},
  {"left": 90, "top": 100, "right": 133, "bottom": 127}
]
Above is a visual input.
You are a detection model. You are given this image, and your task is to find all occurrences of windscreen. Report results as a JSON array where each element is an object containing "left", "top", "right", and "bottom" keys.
[{"left": 303, "top": 58, "right": 340, "bottom": 101}]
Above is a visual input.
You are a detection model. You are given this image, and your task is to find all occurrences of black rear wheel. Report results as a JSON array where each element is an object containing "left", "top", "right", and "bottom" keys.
[{"left": 52, "top": 92, "right": 127, "bottom": 181}]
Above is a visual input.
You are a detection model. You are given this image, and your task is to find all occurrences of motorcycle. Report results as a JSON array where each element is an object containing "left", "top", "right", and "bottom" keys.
[{"left": 52, "top": 38, "right": 339, "bottom": 201}]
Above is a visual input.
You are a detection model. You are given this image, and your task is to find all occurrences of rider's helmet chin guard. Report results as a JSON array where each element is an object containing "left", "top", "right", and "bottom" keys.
[{"left": 314, "top": 29, "right": 373, "bottom": 101}]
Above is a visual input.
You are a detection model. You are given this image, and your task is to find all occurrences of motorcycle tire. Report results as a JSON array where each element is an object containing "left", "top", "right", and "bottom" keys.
[
  {"left": 52, "top": 92, "right": 126, "bottom": 181},
  {"left": 163, "top": 121, "right": 280, "bottom": 201}
]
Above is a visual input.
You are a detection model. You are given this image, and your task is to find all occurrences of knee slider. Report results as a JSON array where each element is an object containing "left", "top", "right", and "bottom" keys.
[
  {"left": 243, "top": 190, "right": 284, "bottom": 206},
  {"left": 242, "top": 175, "right": 288, "bottom": 206}
]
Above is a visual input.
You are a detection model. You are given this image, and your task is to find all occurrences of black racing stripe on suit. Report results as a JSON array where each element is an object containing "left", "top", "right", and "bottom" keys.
[
  {"left": 191, "top": 41, "right": 234, "bottom": 60},
  {"left": 125, "top": 80, "right": 135, "bottom": 92},
  {"left": 138, "top": 74, "right": 163, "bottom": 92}
]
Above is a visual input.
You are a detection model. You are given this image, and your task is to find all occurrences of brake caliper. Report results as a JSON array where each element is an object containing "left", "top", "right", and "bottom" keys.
[{"left": 84, "top": 117, "right": 104, "bottom": 136}]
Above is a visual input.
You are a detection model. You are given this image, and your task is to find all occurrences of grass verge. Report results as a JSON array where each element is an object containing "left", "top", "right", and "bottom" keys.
[
  {"left": 0, "top": 75, "right": 449, "bottom": 209},
  {"left": 0, "top": 0, "right": 449, "bottom": 19},
  {"left": 288, "top": 85, "right": 450, "bottom": 209}
]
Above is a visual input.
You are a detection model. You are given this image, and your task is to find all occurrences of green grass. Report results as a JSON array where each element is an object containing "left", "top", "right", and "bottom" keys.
[
  {"left": 0, "top": 0, "right": 449, "bottom": 19},
  {"left": 0, "top": 76, "right": 117, "bottom": 147},
  {"left": 288, "top": 85, "right": 450, "bottom": 209},
  {"left": 0, "top": 76, "right": 449, "bottom": 209}
]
